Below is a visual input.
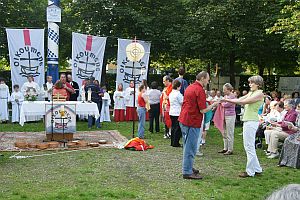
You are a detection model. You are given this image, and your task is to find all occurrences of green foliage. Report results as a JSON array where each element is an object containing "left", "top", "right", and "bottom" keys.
[
  {"left": 0, "top": 0, "right": 299, "bottom": 83},
  {"left": 0, "top": 122, "right": 299, "bottom": 199},
  {"left": 268, "top": 1, "right": 300, "bottom": 64}
]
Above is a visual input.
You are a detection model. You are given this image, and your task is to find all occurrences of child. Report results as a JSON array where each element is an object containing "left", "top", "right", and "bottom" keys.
[
  {"left": 113, "top": 83, "right": 125, "bottom": 122},
  {"left": 10, "top": 85, "right": 24, "bottom": 123},
  {"left": 0, "top": 78, "right": 9, "bottom": 123},
  {"left": 100, "top": 86, "right": 111, "bottom": 122}
]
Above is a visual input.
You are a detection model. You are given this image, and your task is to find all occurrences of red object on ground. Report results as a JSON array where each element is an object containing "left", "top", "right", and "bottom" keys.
[{"left": 124, "top": 137, "right": 154, "bottom": 151}]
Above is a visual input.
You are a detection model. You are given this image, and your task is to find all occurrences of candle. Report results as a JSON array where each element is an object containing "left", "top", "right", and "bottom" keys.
[
  {"left": 81, "top": 91, "right": 86, "bottom": 102},
  {"left": 87, "top": 88, "right": 92, "bottom": 102}
]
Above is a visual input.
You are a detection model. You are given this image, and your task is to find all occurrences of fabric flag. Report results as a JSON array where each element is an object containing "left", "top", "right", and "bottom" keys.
[
  {"left": 6, "top": 28, "right": 45, "bottom": 87},
  {"left": 116, "top": 38, "right": 151, "bottom": 90},
  {"left": 71, "top": 32, "right": 107, "bottom": 87},
  {"left": 213, "top": 105, "right": 225, "bottom": 136}
]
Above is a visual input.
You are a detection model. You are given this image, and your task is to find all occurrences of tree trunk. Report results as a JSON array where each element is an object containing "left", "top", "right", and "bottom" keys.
[
  {"left": 229, "top": 36, "right": 236, "bottom": 88},
  {"left": 206, "top": 61, "right": 211, "bottom": 90},
  {"left": 258, "top": 64, "right": 264, "bottom": 77}
]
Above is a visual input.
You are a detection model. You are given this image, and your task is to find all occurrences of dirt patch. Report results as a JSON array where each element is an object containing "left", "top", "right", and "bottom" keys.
[{"left": 0, "top": 130, "right": 128, "bottom": 151}]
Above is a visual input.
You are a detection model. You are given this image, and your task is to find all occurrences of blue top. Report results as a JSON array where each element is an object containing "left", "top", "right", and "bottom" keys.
[
  {"left": 175, "top": 77, "right": 189, "bottom": 95},
  {"left": 84, "top": 83, "right": 103, "bottom": 103},
  {"left": 204, "top": 102, "right": 213, "bottom": 124}
]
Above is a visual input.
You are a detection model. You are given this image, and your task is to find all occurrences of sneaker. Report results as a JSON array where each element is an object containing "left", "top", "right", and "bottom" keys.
[
  {"left": 267, "top": 152, "right": 279, "bottom": 159},
  {"left": 255, "top": 172, "right": 262, "bottom": 176},
  {"left": 265, "top": 152, "right": 271, "bottom": 156},
  {"left": 163, "top": 135, "right": 169, "bottom": 139},
  {"left": 218, "top": 149, "right": 227, "bottom": 153},
  {"left": 196, "top": 151, "right": 203, "bottom": 156},
  {"left": 192, "top": 168, "right": 200, "bottom": 174},
  {"left": 223, "top": 151, "right": 233, "bottom": 155},
  {"left": 239, "top": 172, "right": 251, "bottom": 178},
  {"left": 183, "top": 173, "right": 203, "bottom": 180}
]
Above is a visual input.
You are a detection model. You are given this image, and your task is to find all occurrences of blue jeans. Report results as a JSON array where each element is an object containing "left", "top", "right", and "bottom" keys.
[
  {"left": 137, "top": 107, "right": 146, "bottom": 138},
  {"left": 180, "top": 123, "right": 201, "bottom": 175},
  {"left": 88, "top": 102, "right": 101, "bottom": 128}
]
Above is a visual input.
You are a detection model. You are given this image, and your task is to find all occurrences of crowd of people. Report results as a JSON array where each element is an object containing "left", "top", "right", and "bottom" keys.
[
  {"left": 0, "top": 68, "right": 299, "bottom": 180},
  {"left": 128, "top": 69, "right": 300, "bottom": 180}
]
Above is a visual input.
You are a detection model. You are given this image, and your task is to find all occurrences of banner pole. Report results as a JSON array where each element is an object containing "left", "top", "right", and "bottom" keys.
[{"left": 47, "top": 0, "right": 60, "bottom": 83}]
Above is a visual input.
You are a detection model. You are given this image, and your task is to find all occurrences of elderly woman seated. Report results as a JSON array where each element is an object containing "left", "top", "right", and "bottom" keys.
[
  {"left": 264, "top": 99, "right": 298, "bottom": 159},
  {"left": 278, "top": 107, "right": 300, "bottom": 168}
]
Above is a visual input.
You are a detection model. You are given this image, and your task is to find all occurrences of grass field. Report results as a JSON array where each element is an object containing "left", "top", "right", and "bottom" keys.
[{"left": 0, "top": 121, "right": 299, "bottom": 200}]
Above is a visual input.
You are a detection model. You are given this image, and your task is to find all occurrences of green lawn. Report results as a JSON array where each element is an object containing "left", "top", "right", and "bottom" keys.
[{"left": 0, "top": 121, "right": 299, "bottom": 200}]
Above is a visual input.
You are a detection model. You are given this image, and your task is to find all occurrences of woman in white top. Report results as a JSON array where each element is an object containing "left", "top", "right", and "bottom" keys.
[
  {"left": 113, "top": 83, "right": 125, "bottom": 122},
  {"left": 169, "top": 80, "right": 184, "bottom": 147}
]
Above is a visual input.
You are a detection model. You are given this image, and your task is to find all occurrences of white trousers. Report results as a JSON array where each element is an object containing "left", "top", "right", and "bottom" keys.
[
  {"left": 243, "top": 121, "right": 262, "bottom": 176},
  {"left": 223, "top": 115, "right": 236, "bottom": 151}
]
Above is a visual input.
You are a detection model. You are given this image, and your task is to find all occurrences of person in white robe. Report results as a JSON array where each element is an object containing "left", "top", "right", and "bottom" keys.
[
  {"left": 113, "top": 83, "right": 126, "bottom": 122},
  {"left": 0, "top": 78, "right": 9, "bottom": 122},
  {"left": 10, "top": 85, "right": 24, "bottom": 123},
  {"left": 100, "top": 86, "right": 111, "bottom": 122},
  {"left": 21, "top": 75, "right": 42, "bottom": 121},
  {"left": 43, "top": 75, "right": 53, "bottom": 101},
  {"left": 124, "top": 81, "right": 138, "bottom": 121}
]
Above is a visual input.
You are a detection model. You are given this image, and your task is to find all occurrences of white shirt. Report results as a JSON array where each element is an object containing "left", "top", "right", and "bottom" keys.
[
  {"left": 21, "top": 81, "right": 40, "bottom": 95},
  {"left": 113, "top": 91, "right": 125, "bottom": 109},
  {"left": 169, "top": 90, "right": 183, "bottom": 116},
  {"left": 148, "top": 89, "right": 161, "bottom": 105},
  {"left": 45, "top": 82, "right": 53, "bottom": 100},
  {"left": 10, "top": 91, "right": 24, "bottom": 104},
  {"left": 0, "top": 83, "right": 9, "bottom": 99},
  {"left": 125, "top": 87, "right": 138, "bottom": 107}
]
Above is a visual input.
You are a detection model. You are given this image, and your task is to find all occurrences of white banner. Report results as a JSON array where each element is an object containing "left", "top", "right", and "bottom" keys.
[
  {"left": 71, "top": 32, "right": 107, "bottom": 87},
  {"left": 116, "top": 39, "right": 151, "bottom": 89},
  {"left": 6, "top": 29, "right": 45, "bottom": 87}
]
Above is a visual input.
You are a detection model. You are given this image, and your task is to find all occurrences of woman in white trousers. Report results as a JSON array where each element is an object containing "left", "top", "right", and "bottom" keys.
[{"left": 221, "top": 75, "right": 264, "bottom": 178}]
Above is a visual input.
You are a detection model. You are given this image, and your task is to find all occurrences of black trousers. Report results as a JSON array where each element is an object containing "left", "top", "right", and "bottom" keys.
[
  {"left": 170, "top": 115, "right": 181, "bottom": 147},
  {"left": 149, "top": 103, "right": 160, "bottom": 132}
]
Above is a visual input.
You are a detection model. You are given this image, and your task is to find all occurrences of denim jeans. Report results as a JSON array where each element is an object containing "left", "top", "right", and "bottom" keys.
[
  {"left": 88, "top": 102, "right": 101, "bottom": 128},
  {"left": 137, "top": 107, "right": 146, "bottom": 138},
  {"left": 180, "top": 123, "right": 201, "bottom": 175}
]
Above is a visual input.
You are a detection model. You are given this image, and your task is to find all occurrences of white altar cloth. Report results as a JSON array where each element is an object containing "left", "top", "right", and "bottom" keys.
[{"left": 19, "top": 101, "right": 99, "bottom": 126}]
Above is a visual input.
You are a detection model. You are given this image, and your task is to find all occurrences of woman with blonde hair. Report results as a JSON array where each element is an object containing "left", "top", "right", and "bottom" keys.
[
  {"left": 221, "top": 75, "right": 264, "bottom": 178},
  {"left": 218, "top": 83, "right": 236, "bottom": 155}
]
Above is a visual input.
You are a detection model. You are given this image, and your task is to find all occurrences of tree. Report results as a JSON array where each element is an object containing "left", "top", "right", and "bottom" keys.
[{"left": 268, "top": 1, "right": 300, "bottom": 67}]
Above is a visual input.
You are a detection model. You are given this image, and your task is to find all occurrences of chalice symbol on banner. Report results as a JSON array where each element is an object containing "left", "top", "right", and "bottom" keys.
[{"left": 125, "top": 37, "right": 145, "bottom": 138}]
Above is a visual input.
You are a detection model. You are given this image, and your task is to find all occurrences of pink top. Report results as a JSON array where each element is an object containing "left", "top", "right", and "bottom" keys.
[{"left": 222, "top": 93, "right": 236, "bottom": 116}]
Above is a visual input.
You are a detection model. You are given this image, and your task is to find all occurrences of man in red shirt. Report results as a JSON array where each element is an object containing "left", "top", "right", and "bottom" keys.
[
  {"left": 179, "top": 71, "right": 219, "bottom": 180},
  {"left": 56, "top": 73, "right": 75, "bottom": 101}
]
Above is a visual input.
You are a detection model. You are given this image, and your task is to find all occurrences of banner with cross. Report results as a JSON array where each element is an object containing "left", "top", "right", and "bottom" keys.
[
  {"left": 116, "top": 39, "right": 151, "bottom": 90},
  {"left": 71, "top": 32, "right": 107, "bottom": 87},
  {"left": 6, "top": 29, "right": 45, "bottom": 88}
]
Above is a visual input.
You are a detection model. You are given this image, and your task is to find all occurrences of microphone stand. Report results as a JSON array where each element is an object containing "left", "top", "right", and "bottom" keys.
[{"left": 51, "top": 85, "right": 54, "bottom": 141}]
